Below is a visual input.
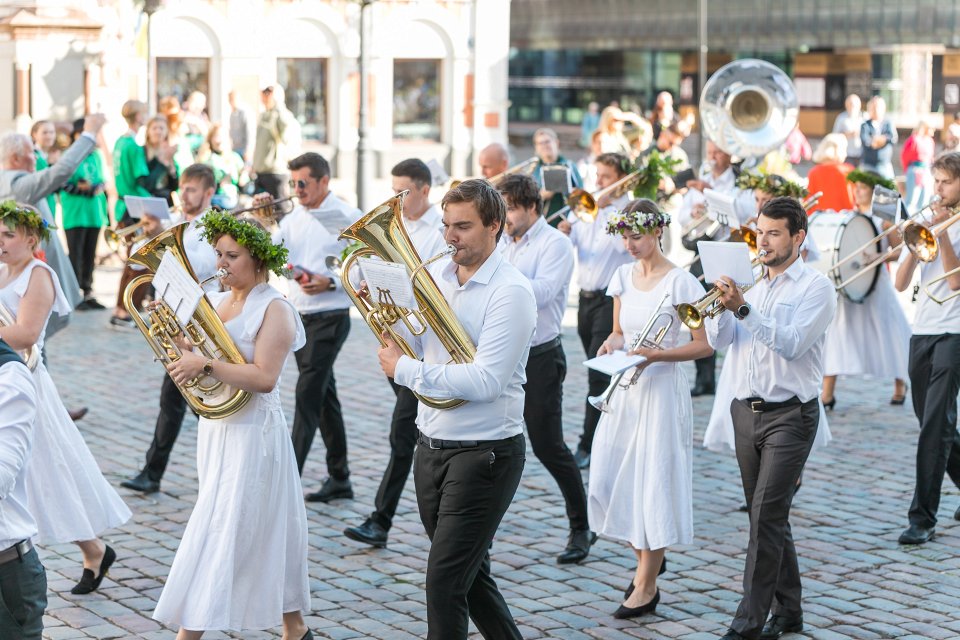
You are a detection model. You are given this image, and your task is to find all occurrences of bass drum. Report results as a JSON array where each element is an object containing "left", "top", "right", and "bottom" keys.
[{"left": 806, "top": 211, "right": 880, "bottom": 303}]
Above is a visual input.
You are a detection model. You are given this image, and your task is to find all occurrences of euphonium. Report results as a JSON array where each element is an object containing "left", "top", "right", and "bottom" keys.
[
  {"left": 123, "top": 223, "right": 252, "bottom": 419},
  {"left": 0, "top": 303, "right": 39, "bottom": 371},
  {"left": 338, "top": 192, "right": 476, "bottom": 410}
]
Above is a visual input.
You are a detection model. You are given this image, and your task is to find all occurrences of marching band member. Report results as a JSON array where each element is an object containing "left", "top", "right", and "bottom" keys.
[
  {"left": 152, "top": 212, "right": 311, "bottom": 640},
  {"left": 821, "top": 170, "right": 910, "bottom": 409},
  {"left": 498, "top": 173, "right": 595, "bottom": 563},
  {"left": 478, "top": 143, "right": 510, "bottom": 180},
  {"left": 344, "top": 158, "right": 446, "bottom": 548},
  {"left": 707, "top": 197, "right": 836, "bottom": 640},
  {"left": 559, "top": 152, "right": 634, "bottom": 468},
  {"left": 377, "top": 179, "right": 536, "bottom": 640},
  {"left": 532, "top": 128, "right": 583, "bottom": 226},
  {"left": 0, "top": 339, "right": 43, "bottom": 638},
  {"left": 0, "top": 202, "right": 131, "bottom": 595},
  {"left": 893, "top": 151, "right": 960, "bottom": 546},
  {"left": 120, "top": 164, "right": 220, "bottom": 494},
  {"left": 268, "top": 152, "right": 362, "bottom": 502},
  {"left": 589, "top": 199, "right": 711, "bottom": 619}
]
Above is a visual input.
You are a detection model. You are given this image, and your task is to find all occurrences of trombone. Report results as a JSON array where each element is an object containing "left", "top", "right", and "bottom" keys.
[
  {"left": 924, "top": 265, "right": 960, "bottom": 304},
  {"left": 450, "top": 157, "right": 538, "bottom": 190},
  {"left": 102, "top": 220, "right": 147, "bottom": 253},
  {"left": 229, "top": 196, "right": 297, "bottom": 221},
  {"left": 545, "top": 169, "right": 643, "bottom": 224},
  {"left": 676, "top": 250, "right": 769, "bottom": 329}
]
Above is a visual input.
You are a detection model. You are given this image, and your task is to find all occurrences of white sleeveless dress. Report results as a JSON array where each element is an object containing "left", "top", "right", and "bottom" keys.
[
  {"left": 152, "top": 282, "right": 310, "bottom": 631},
  {"left": 0, "top": 259, "right": 131, "bottom": 544},
  {"left": 587, "top": 266, "right": 704, "bottom": 550}
]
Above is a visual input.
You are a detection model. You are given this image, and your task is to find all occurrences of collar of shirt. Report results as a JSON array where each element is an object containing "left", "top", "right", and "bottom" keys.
[
  {"left": 761, "top": 254, "right": 805, "bottom": 285},
  {"left": 441, "top": 248, "right": 504, "bottom": 289},
  {"left": 508, "top": 216, "right": 548, "bottom": 250},
  {"left": 405, "top": 203, "right": 441, "bottom": 231}
]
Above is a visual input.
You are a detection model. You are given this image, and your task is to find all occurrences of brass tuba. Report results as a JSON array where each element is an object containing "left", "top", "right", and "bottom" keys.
[
  {"left": 338, "top": 192, "right": 476, "bottom": 410},
  {"left": 123, "top": 223, "right": 252, "bottom": 419},
  {"left": 0, "top": 303, "right": 39, "bottom": 371}
]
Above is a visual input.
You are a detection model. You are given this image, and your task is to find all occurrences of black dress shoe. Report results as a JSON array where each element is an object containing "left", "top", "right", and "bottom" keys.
[
  {"left": 299, "top": 629, "right": 313, "bottom": 640},
  {"left": 613, "top": 588, "right": 659, "bottom": 619},
  {"left": 954, "top": 505, "right": 960, "bottom": 522},
  {"left": 344, "top": 519, "right": 388, "bottom": 548},
  {"left": 557, "top": 529, "right": 596, "bottom": 564},
  {"left": 719, "top": 631, "right": 748, "bottom": 640},
  {"left": 691, "top": 382, "right": 715, "bottom": 397},
  {"left": 120, "top": 471, "right": 160, "bottom": 493},
  {"left": 898, "top": 524, "right": 935, "bottom": 545},
  {"left": 759, "top": 613, "right": 803, "bottom": 639},
  {"left": 305, "top": 477, "right": 353, "bottom": 502},
  {"left": 624, "top": 557, "right": 668, "bottom": 598},
  {"left": 109, "top": 315, "right": 134, "bottom": 328},
  {"left": 84, "top": 297, "right": 106, "bottom": 310},
  {"left": 71, "top": 545, "right": 116, "bottom": 594},
  {"left": 573, "top": 448, "right": 590, "bottom": 469}
]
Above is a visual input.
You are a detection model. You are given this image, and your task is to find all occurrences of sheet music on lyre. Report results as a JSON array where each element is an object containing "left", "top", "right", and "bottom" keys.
[
  {"left": 357, "top": 257, "right": 418, "bottom": 310},
  {"left": 702, "top": 188, "right": 737, "bottom": 230},
  {"left": 153, "top": 251, "right": 205, "bottom": 325}
]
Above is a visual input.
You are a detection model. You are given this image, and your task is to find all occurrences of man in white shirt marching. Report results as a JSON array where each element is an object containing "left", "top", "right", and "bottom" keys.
[
  {"left": 559, "top": 152, "right": 633, "bottom": 468},
  {"left": 707, "top": 197, "right": 836, "bottom": 640},
  {"left": 121, "top": 164, "right": 221, "bottom": 494},
  {"left": 893, "top": 151, "right": 960, "bottom": 546},
  {"left": 273, "top": 152, "right": 362, "bottom": 502},
  {"left": 344, "top": 158, "right": 446, "bottom": 548},
  {"left": 0, "top": 340, "right": 43, "bottom": 639},
  {"left": 498, "top": 173, "right": 595, "bottom": 563},
  {"left": 378, "top": 179, "right": 536, "bottom": 639}
]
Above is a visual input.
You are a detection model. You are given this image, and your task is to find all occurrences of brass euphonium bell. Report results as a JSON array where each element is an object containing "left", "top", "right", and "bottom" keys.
[
  {"left": 123, "top": 223, "right": 252, "bottom": 419},
  {"left": 338, "top": 191, "right": 476, "bottom": 410}
]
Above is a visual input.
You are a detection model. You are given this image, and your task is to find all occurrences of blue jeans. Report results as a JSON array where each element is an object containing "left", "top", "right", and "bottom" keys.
[{"left": 0, "top": 547, "right": 47, "bottom": 640}]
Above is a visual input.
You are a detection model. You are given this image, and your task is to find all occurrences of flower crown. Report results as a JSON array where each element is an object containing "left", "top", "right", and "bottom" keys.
[
  {"left": 197, "top": 209, "right": 289, "bottom": 276},
  {"left": 605, "top": 204, "right": 671, "bottom": 235},
  {"left": 0, "top": 200, "right": 52, "bottom": 242},
  {"left": 735, "top": 171, "right": 808, "bottom": 200},
  {"left": 845, "top": 169, "right": 897, "bottom": 192}
]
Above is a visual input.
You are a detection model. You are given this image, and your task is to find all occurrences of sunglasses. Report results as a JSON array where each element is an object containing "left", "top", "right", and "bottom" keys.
[{"left": 288, "top": 179, "right": 309, "bottom": 189}]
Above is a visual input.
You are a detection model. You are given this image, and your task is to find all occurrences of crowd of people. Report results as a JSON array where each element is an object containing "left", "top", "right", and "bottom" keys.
[{"left": 1, "top": 81, "right": 960, "bottom": 640}]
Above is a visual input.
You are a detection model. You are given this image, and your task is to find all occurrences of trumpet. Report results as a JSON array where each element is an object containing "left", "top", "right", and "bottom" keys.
[
  {"left": 676, "top": 250, "right": 768, "bottom": 329},
  {"left": 924, "top": 265, "right": 960, "bottom": 304},
  {"left": 450, "top": 157, "right": 539, "bottom": 191},
  {"left": 102, "top": 220, "right": 148, "bottom": 253},
  {"left": 588, "top": 291, "right": 674, "bottom": 413},
  {"left": 545, "top": 169, "right": 644, "bottom": 224},
  {"left": 229, "top": 196, "right": 297, "bottom": 221}
]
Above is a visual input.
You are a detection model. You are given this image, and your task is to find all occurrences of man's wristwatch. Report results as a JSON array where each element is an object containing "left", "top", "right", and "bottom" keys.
[
  {"left": 735, "top": 303, "right": 751, "bottom": 320},
  {"left": 327, "top": 279, "right": 337, "bottom": 291},
  {"left": 203, "top": 358, "right": 214, "bottom": 376}
]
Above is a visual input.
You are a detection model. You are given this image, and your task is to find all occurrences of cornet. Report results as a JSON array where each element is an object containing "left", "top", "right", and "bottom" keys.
[
  {"left": 676, "top": 250, "right": 768, "bottom": 329},
  {"left": 102, "top": 220, "right": 148, "bottom": 253},
  {"left": 229, "top": 196, "right": 297, "bottom": 222}
]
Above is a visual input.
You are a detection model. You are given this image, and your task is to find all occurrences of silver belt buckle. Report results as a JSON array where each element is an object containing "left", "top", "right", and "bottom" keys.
[
  {"left": 427, "top": 436, "right": 441, "bottom": 450},
  {"left": 750, "top": 400, "right": 763, "bottom": 413}
]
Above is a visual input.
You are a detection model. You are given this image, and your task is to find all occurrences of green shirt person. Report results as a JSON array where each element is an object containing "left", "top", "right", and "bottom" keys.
[{"left": 113, "top": 100, "right": 151, "bottom": 223}]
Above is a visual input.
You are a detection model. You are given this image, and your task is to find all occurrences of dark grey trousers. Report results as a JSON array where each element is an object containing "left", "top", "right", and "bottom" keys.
[{"left": 0, "top": 547, "right": 47, "bottom": 640}]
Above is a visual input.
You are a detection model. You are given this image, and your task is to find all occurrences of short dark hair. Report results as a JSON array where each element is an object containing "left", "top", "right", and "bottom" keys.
[
  {"left": 596, "top": 152, "right": 629, "bottom": 177},
  {"left": 933, "top": 151, "right": 960, "bottom": 181},
  {"left": 288, "top": 152, "right": 331, "bottom": 180},
  {"left": 391, "top": 158, "right": 432, "bottom": 189},
  {"left": 441, "top": 178, "right": 506, "bottom": 242},
  {"left": 497, "top": 174, "right": 542, "bottom": 216},
  {"left": 180, "top": 163, "right": 216, "bottom": 191},
  {"left": 758, "top": 196, "right": 807, "bottom": 236}
]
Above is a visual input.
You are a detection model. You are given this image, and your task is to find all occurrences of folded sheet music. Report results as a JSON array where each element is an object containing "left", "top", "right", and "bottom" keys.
[{"left": 584, "top": 351, "right": 648, "bottom": 376}]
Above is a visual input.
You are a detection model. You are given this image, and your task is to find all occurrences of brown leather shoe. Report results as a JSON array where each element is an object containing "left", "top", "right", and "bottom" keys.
[{"left": 68, "top": 407, "right": 88, "bottom": 421}]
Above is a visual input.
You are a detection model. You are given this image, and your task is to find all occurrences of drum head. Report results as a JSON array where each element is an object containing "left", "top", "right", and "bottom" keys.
[{"left": 833, "top": 213, "right": 880, "bottom": 303}]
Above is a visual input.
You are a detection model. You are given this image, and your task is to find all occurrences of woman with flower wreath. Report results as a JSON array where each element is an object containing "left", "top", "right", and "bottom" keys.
[
  {"left": 587, "top": 198, "right": 712, "bottom": 620},
  {"left": 151, "top": 211, "right": 312, "bottom": 640},
  {"left": 0, "top": 201, "right": 131, "bottom": 594}
]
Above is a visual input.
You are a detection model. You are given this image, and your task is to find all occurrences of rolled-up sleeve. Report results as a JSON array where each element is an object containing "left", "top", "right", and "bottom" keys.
[{"left": 738, "top": 277, "right": 837, "bottom": 361}]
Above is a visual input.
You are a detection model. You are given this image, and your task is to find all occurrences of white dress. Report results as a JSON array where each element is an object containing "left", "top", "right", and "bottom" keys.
[
  {"left": 152, "top": 283, "right": 310, "bottom": 631},
  {"left": 587, "top": 265, "right": 704, "bottom": 550},
  {"left": 822, "top": 213, "right": 911, "bottom": 379},
  {"left": 0, "top": 259, "right": 131, "bottom": 544}
]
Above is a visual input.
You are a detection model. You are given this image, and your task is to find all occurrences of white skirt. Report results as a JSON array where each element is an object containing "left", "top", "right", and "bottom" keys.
[
  {"left": 25, "top": 365, "right": 131, "bottom": 544},
  {"left": 588, "top": 364, "right": 693, "bottom": 551}
]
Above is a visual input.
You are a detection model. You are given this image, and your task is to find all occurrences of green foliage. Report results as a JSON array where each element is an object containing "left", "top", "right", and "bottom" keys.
[
  {"left": 197, "top": 209, "right": 289, "bottom": 277},
  {"left": 0, "top": 200, "right": 52, "bottom": 242},
  {"left": 845, "top": 169, "right": 897, "bottom": 192},
  {"left": 631, "top": 150, "right": 681, "bottom": 201},
  {"left": 735, "top": 170, "right": 808, "bottom": 200}
]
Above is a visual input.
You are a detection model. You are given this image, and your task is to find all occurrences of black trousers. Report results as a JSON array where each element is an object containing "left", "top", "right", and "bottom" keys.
[
  {"left": 523, "top": 342, "right": 589, "bottom": 530},
  {"left": 907, "top": 334, "right": 960, "bottom": 528},
  {"left": 64, "top": 226, "right": 100, "bottom": 297},
  {"left": 730, "top": 397, "right": 818, "bottom": 640},
  {"left": 292, "top": 310, "right": 352, "bottom": 479},
  {"left": 0, "top": 547, "right": 47, "bottom": 640},
  {"left": 414, "top": 433, "right": 525, "bottom": 640},
  {"left": 143, "top": 374, "right": 189, "bottom": 482},
  {"left": 370, "top": 378, "right": 420, "bottom": 530},
  {"left": 576, "top": 292, "right": 614, "bottom": 453},
  {"left": 253, "top": 172, "right": 289, "bottom": 200}
]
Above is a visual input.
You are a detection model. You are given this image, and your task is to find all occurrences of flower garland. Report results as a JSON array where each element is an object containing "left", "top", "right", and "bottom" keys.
[
  {"left": 845, "top": 169, "right": 897, "bottom": 192},
  {"left": 197, "top": 209, "right": 289, "bottom": 276},
  {"left": 735, "top": 170, "right": 808, "bottom": 200},
  {"left": 0, "top": 200, "right": 52, "bottom": 242},
  {"left": 605, "top": 204, "right": 671, "bottom": 235}
]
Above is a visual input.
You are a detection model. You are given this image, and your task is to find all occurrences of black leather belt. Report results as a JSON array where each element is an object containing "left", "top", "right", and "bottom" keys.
[
  {"left": 529, "top": 336, "right": 561, "bottom": 357},
  {"left": 742, "top": 396, "right": 802, "bottom": 413},
  {"left": 579, "top": 289, "right": 606, "bottom": 300},
  {"left": 417, "top": 432, "right": 508, "bottom": 450},
  {"left": 0, "top": 539, "right": 32, "bottom": 566}
]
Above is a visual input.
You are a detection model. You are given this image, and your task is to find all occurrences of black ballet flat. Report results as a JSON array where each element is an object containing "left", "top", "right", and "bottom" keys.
[
  {"left": 71, "top": 545, "right": 116, "bottom": 595},
  {"left": 299, "top": 630, "right": 313, "bottom": 640},
  {"left": 613, "top": 588, "right": 659, "bottom": 619},
  {"left": 822, "top": 396, "right": 836, "bottom": 411},
  {"left": 890, "top": 394, "right": 906, "bottom": 405},
  {"left": 624, "top": 557, "right": 667, "bottom": 598}
]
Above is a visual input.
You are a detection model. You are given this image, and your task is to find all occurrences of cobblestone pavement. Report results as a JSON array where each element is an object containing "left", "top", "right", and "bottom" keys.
[{"left": 37, "top": 263, "right": 960, "bottom": 640}]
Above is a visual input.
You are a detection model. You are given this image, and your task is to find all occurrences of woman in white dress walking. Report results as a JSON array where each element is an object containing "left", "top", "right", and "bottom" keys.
[
  {"left": 0, "top": 202, "right": 131, "bottom": 594},
  {"left": 587, "top": 199, "right": 712, "bottom": 619},
  {"left": 151, "top": 211, "right": 311, "bottom": 639}
]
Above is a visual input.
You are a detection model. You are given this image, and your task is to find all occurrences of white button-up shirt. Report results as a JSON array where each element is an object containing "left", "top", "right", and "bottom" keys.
[
  {"left": 0, "top": 361, "right": 38, "bottom": 549},
  {"left": 274, "top": 194, "right": 363, "bottom": 314},
  {"left": 500, "top": 217, "right": 574, "bottom": 346},
  {"left": 403, "top": 203, "right": 447, "bottom": 261},
  {"left": 181, "top": 212, "right": 220, "bottom": 293},
  {"left": 568, "top": 192, "right": 632, "bottom": 292},
  {"left": 706, "top": 257, "right": 837, "bottom": 402},
  {"left": 394, "top": 250, "right": 536, "bottom": 441},
  {"left": 904, "top": 223, "right": 960, "bottom": 335}
]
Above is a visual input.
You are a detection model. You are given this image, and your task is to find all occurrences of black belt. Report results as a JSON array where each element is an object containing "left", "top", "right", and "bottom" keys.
[
  {"left": 417, "top": 432, "right": 516, "bottom": 450},
  {"left": 301, "top": 308, "right": 350, "bottom": 319},
  {"left": 0, "top": 539, "right": 32, "bottom": 566},
  {"left": 579, "top": 289, "right": 606, "bottom": 300},
  {"left": 741, "top": 396, "right": 802, "bottom": 413},
  {"left": 529, "top": 337, "right": 561, "bottom": 357}
]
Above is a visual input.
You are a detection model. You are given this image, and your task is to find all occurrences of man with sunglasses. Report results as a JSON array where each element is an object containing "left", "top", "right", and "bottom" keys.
[{"left": 269, "top": 152, "right": 363, "bottom": 502}]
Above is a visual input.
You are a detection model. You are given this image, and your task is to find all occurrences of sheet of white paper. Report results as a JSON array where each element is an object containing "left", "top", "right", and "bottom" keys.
[
  {"left": 583, "top": 351, "right": 648, "bottom": 376},
  {"left": 309, "top": 209, "right": 355, "bottom": 236},
  {"left": 703, "top": 188, "right": 737, "bottom": 229},
  {"left": 358, "top": 257, "right": 417, "bottom": 310},
  {"left": 698, "top": 240, "right": 755, "bottom": 287},
  {"left": 123, "top": 196, "right": 170, "bottom": 221},
  {"left": 426, "top": 159, "right": 450, "bottom": 186},
  {"left": 154, "top": 251, "right": 205, "bottom": 325}
]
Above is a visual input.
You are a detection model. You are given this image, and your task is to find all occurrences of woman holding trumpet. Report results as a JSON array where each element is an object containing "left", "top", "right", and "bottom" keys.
[{"left": 587, "top": 198, "right": 712, "bottom": 620}]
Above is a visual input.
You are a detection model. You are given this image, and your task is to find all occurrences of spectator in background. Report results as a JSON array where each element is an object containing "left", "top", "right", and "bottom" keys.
[
  {"left": 478, "top": 142, "right": 510, "bottom": 179},
  {"left": 143, "top": 115, "right": 179, "bottom": 205},
  {"left": 901, "top": 120, "right": 937, "bottom": 213},
  {"left": 228, "top": 89, "right": 253, "bottom": 162},
  {"left": 649, "top": 91, "right": 678, "bottom": 140},
  {"left": 112, "top": 100, "right": 151, "bottom": 226},
  {"left": 833, "top": 94, "right": 864, "bottom": 165},
  {"left": 31, "top": 120, "right": 58, "bottom": 216},
  {"left": 197, "top": 122, "right": 246, "bottom": 209},
  {"left": 532, "top": 127, "right": 582, "bottom": 227},
  {"left": 253, "top": 85, "right": 297, "bottom": 200},
  {"left": 945, "top": 112, "right": 960, "bottom": 151},
  {"left": 784, "top": 125, "right": 813, "bottom": 166},
  {"left": 860, "top": 96, "right": 897, "bottom": 180},
  {"left": 594, "top": 106, "right": 636, "bottom": 156},
  {"left": 157, "top": 95, "right": 195, "bottom": 176},
  {"left": 580, "top": 101, "right": 600, "bottom": 148},
  {"left": 181, "top": 90, "right": 210, "bottom": 153},
  {"left": 806, "top": 133, "right": 854, "bottom": 214}
]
